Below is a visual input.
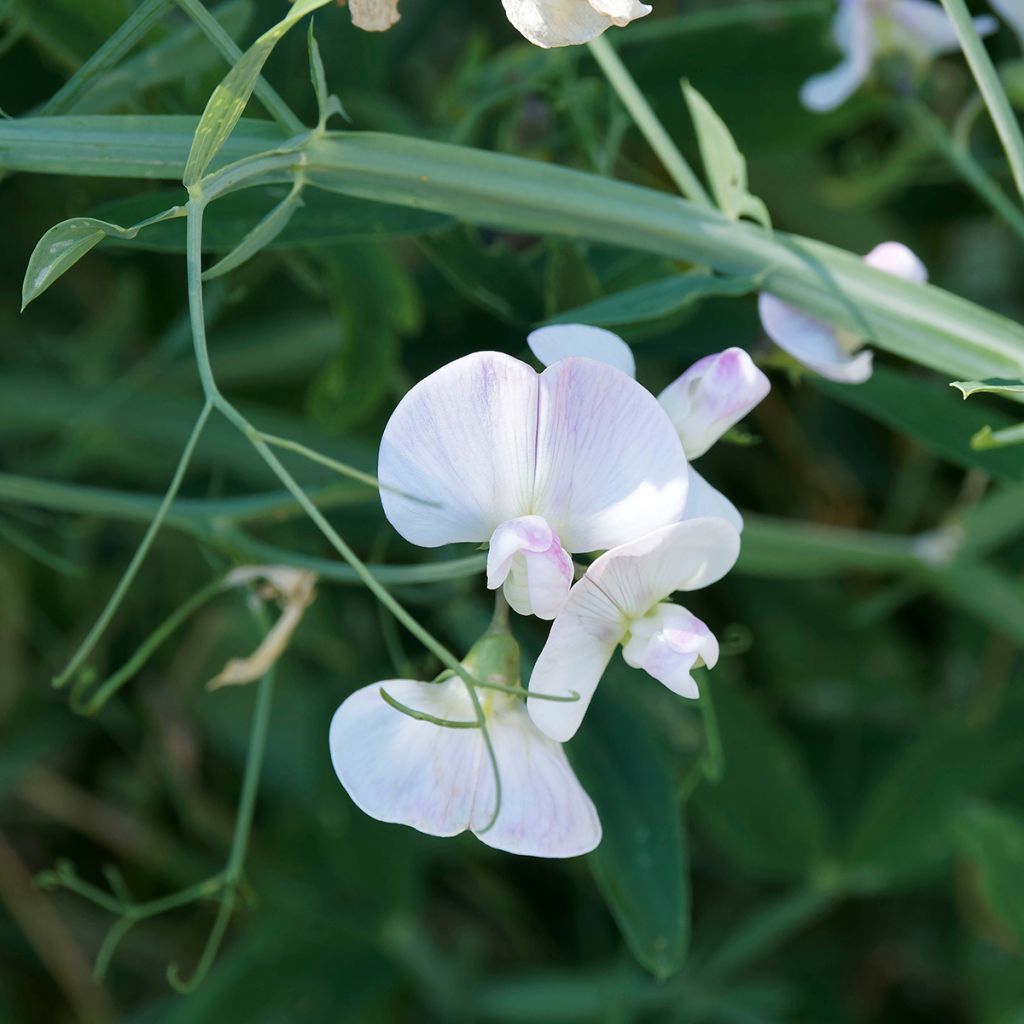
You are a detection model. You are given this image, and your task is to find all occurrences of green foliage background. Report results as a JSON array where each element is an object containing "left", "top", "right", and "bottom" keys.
[{"left": 2, "top": 1, "right": 1024, "bottom": 1021}]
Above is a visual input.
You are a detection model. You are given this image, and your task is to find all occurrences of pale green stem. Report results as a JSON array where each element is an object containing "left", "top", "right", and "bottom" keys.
[
  {"left": 940, "top": 0, "right": 1024, "bottom": 204},
  {"left": 698, "top": 679, "right": 724, "bottom": 784},
  {"left": 51, "top": 400, "right": 213, "bottom": 689},
  {"left": 587, "top": 34, "right": 712, "bottom": 207}
]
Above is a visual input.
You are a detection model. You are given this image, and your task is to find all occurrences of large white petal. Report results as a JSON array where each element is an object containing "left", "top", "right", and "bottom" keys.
[
  {"left": 378, "top": 352, "right": 538, "bottom": 547},
  {"left": 799, "top": 0, "right": 875, "bottom": 111},
  {"left": 347, "top": 0, "right": 400, "bottom": 31},
  {"left": 527, "top": 577, "right": 626, "bottom": 742},
  {"left": 502, "top": 0, "right": 613, "bottom": 47},
  {"left": 657, "top": 347, "right": 770, "bottom": 459},
  {"left": 528, "top": 517, "right": 739, "bottom": 740},
  {"left": 863, "top": 240, "right": 928, "bottom": 283},
  {"left": 472, "top": 700, "right": 601, "bottom": 857},
  {"left": 330, "top": 680, "right": 483, "bottom": 838},
  {"left": 758, "top": 293, "right": 873, "bottom": 384},
  {"left": 890, "top": 0, "right": 996, "bottom": 57},
  {"left": 588, "top": 0, "right": 652, "bottom": 27},
  {"left": 682, "top": 465, "right": 743, "bottom": 533},
  {"left": 527, "top": 324, "right": 636, "bottom": 378},
  {"left": 533, "top": 357, "right": 689, "bottom": 552}
]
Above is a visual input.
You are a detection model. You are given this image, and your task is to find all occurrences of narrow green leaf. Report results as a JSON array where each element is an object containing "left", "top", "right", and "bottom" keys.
[
  {"left": 953, "top": 803, "right": 1024, "bottom": 950},
  {"left": 952, "top": 379, "right": 1024, "bottom": 399},
  {"left": 307, "top": 19, "right": 346, "bottom": 130},
  {"left": 21, "top": 206, "right": 183, "bottom": 308},
  {"left": 572, "top": 677, "right": 690, "bottom": 979},
  {"left": 848, "top": 717, "right": 1024, "bottom": 891},
  {"left": 183, "top": 0, "right": 329, "bottom": 187},
  {"left": 202, "top": 180, "right": 304, "bottom": 279},
  {"left": 972, "top": 421, "right": 1024, "bottom": 450},
  {"left": 548, "top": 271, "right": 758, "bottom": 327},
  {"left": 682, "top": 81, "right": 771, "bottom": 229},
  {"left": 690, "top": 682, "right": 829, "bottom": 881},
  {"left": 818, "top": 367, "right": 1024, "bottom": 484}
]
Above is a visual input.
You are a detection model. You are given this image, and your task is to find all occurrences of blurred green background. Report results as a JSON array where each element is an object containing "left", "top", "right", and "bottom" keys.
[{"left": 3, "top": 0, "right": 1024, "bottom": 1021}]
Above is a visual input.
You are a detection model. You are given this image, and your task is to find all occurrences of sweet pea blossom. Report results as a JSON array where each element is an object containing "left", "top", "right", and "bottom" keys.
[
  {"left": 990, "top": 0, "right": 1024, "bottom": 44},
  {"left": 758, "top": 241, "right": 927, "bottom": 384},
  {"left": 801, "top": 0, "right": 997, "bottom": 112},
  {"left": 330, "top": 656, "right": 601, "bottom": 858},
  {"left": 339, "top": 0, "right": 400, "bottom": 31},
  {"left": 378, "top": 350, "right": 689, "bottom": 620},
  {"left": 502, "top": 0, "right": 651, "bottom": 48},
  {"left": 527, "top": 325, "right": 769, "bottom": 531},
  {"left": 528, "top": 517, "right": 741, "bottom": 742}
]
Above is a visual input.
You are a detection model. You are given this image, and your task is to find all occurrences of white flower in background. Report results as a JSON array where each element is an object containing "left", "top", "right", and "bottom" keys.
[
  {"left": 502, "top": 0, "right": 651, "bottom": 48},
  {"left": 329, "top": 676, "right": 601, "bottom": 857},
  {"left": 801, "top": 0, "right": 997, "bottom": 112},
  {"left": 528, "top": 517, "right": 741, "bottom": 741},
  {"left": 990, "top": 0, "right": 1024, "bottom": 44},
  {"left": 527, "top": 325, "right": 769, "bottom": 532},
  {"left": 758, "top": 241, "right": 927, "bottom": 384},
  {"left": 339, "top": 0, "right": 401, "bottom": 32},
  {"left": 378, "top": 350, "right": 688, "bottom": 620}
]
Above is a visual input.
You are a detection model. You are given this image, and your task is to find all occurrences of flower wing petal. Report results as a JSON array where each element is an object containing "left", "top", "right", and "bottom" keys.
[
  {"left": 683, "top": 466, "right": 743, "bottom": 533},
  {"left": 347, "top": 0, "right": 400, "bottom": 31},
  {"left": 533, "top": 357, "right": 688, "bottom": 552},
  {"left": 379, "top": 352, "right": 538, "bottom": 547},
  {"left": 890, "top": 0, "right": 995, "bottom": 56},
  {"left": 864, "top": 241, "right": 928, "bottom": 283},
  {"left": 527, "top": 324, "right": 636, "bottom": 378},
  {"left": 472, "top": 701, "right": 602, "bottom": 857},
  {"left": 758, "top": 293, "right": 873, "bottom": 384},
  {"left": 799, "top": 0, "right": 874, "bottom": 111},
  {"left": 502, "top": 0, "right": 613, "bottom": 47},
  {"left": 588, "top": 0, "right": 651, "bottom": 27},
  {"left": 329, "top": 680, "right": 482, "bottom": 838},
  {"left": 527, "top": 577, "right": 625, "bottom": 742}
]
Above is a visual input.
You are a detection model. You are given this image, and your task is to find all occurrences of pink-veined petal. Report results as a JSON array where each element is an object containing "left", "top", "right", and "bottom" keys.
[
  {"left": 528, "top": 517, "right": 739, "bottom": 740},
  {"left": 890, "top": 0, "right": 996, "bottom": 57},
  {"left": 378, "top": 352, "right": 538, "bottom": 547},
  {"left": 800, "top": 0, "right": 874, "bottom": 111},
  {"left": 657, "top": 347, "right": 770, "bottom": 458},
  {"left": 487, "top": 517, "right": 573, "bottom": 620},
  {"left": 864, "top": 240, "right": 928, "bottom": 283},
  {"left": 758, "top": 292, "right": 874, "bottom": 384},
  {"left": 527, "top": 324, "right": 636, "bottom": 378},
  {"left": 621, "top": 604, "right": 718, "bottom": 699},
  {"left": 329, "top": 680, "right": 483, "bottom": 838},
  {"left": 683, "top": 465, "right": 743, "bottom": 533},
  {"left": 588, "top": 0, "right": 651, "bottom": 27},
  {"left": 533, "top": 357, "right": 689, "bottom": 552},
  {"left": 471, "top": 700, "right": 601, "bottom": 857},
  {"left": 502, "top": 0, "right": 613, "bottom": 46}
]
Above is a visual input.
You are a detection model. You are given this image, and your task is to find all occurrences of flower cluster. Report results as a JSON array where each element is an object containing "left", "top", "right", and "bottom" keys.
[{"left": 329, "top": 326, "right": 768, "bottom": 857}]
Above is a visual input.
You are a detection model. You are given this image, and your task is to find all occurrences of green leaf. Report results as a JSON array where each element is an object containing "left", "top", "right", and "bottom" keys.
[
  {"left": 307, "top": 19, "right": 345, "bottom": 130},
  {"left": 183, "top": 0, "right": 330, "bottom": 186},
  {"left": 847, "top": 717, "right": 1024, "bottom": 891},
  {"left": 21, "top": 206, "right": 183, "bottom": 308},
  {"left": 818, "top": 367, "right": 1024, "bottom": 484},
  {"left": 952, "top": 378, "right": 1024, "bottom": 399},
  {"left": 682, "top": 81, "right": 771, "bottom": 229},
  {"left": 202, "top": 180, "right": 304, "bottom": 279},
  {"left": 954, "top": 803, "right": 1024, "bottom": 951},
  {"left": 972, "top": 422, "right": 1024, "bottom": 451},
  {"left": 690, "top": 682, "right": 829, "bottom": 881},
  {"left": 91, "top": 187, "right": 451, "bottom": 251},
  {"left": 571, "top": 677, "right": 690, "bottom": 979}
]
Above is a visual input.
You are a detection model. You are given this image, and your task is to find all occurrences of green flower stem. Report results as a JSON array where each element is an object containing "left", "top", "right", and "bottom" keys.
[
  {"left": 71, "top": 577, "right": 226, "bottom": 715},
  {"left": 940, "top": 0, "right": 1024, "bottom": 204},
  {"left": 908, "top": 101, "right": 1024, "bottom": 245},
  {"left": 587, "top": 35, "right": 712, "bottom": 207},
  {"left": 174, "top": 0, "right": 304, "bottom": 136},
  {"left": 697, "top": 677, "right": 724, "bottom": 784},
  {"left": 51, "top": 400, "right": 213, "bottom": 690}
]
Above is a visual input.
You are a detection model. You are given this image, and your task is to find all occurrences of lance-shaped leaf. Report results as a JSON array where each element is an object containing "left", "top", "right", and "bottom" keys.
[
  {"left": 951, "top": 378, "right": 1024, "bottom": 399},
  {"left": 548, "top": 271, "right": 760, "bottom": 328},
  {"left": 308, "top": 21, "right": 346, "bottom": 131},
  {"left": 184, "top": 0, "right": 331, "bottom": 187},
  {"left": 972, "top": 421, "right": 1024, "bottom": 450},
  {"left": 682, "top": 82, "right": 771, "bottom": 230},
  {"left": 22, "top": 206, "right": 184, "bottom": 309}
]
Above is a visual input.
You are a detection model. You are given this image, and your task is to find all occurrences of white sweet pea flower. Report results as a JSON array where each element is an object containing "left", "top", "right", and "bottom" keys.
[
  {"left": 758, "top": 241, "right": 927, "bottom": 384},
  {"left": 991, "top": 0, "right": 1024, "bottom": 45},
  {"left": 801, "top": 0, "right": 997, "bottom": 112},
  {"left": 378, "top": 350, "right": 689, "bottom": 620},
  {"left": 339, "top": 0, "right": 401, "bottom": 32},
  {"left": 528, "top": 516, "right": 741, "bottom": 742},
  {"left": 329, "top": 632, "right": 601, "bottom": 857},
  {"left": 502, "top": 0, "right": 651, "bottom": 48},
  {"left": 527, "top": 326, "right": 769, "bottom": 532}
]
